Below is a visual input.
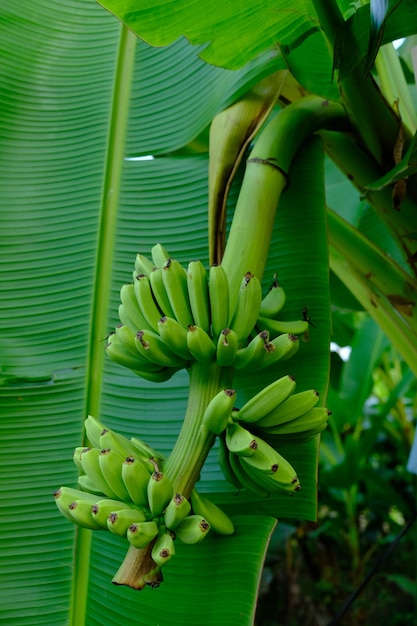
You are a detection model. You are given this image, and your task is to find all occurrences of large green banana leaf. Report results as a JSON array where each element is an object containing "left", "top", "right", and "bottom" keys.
[{"left": 0, "top": 1, "right": 331, "bottom": 624}]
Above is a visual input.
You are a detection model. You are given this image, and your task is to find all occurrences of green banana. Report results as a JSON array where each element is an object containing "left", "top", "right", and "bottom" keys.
[
  {"left": 119, "top": 283, "right": 151, "bottom": 331},
  {"left": 151, "top": 243, "right": 171, "bottom": 268},
  {"left": 54, "top": 487, "right": 98, "bottom": 522},
  {"left": 121, "top": 456, "right": 153, "bottom": 507},
  {"left": 174, "top": 515, "right": 211, "bottom": 544},
  {"left": 240, "top": 438, "right": 300, "bottom": 492},
  {"left": 99, "top": 426, "right": 136, "bottom": 459},
  {"left": 190, "top": 489, "right": 234, "bottom": 536},
  {"left": 261, "top": 407, "right": 330, "bottom": 435},
  {"left": 68, "top": 499, "right": 104, "bottom": 530},
  {"left": 84, "top": 415, "right": 106, "bottom": 448},
  {"left": 229, "top": 272, "right": 262, "bottom": 341},
  {"left": 228, "top": 452, "right": 270, "bottom": 497},
  {"left": 157, "top": 316, "right": 190, "bottom": 361},
  {"left": 225, "top": 421, "right": 258, "bottom": 456},
  {"left": 208, "top": 264, "right": 230, "bottom": 338},
  {"left": 217, "top": 435, "right": 243, "bottom": 490},
  {"left": 233, "top": 330, "right": 273, "bottom": 370},
  {"left": 187, "top": 260, "right": 211, "bottom": 333},
  {"left": 132, "top": 365, "right": 182, "bottom": 383},
  {"left": 130, "top": 437, "right": 164, "bottom": 467},
  {"left": 147, "top": 471, "right": 174, "bottom": 517},
  {"left": 265, "top": 422, "right": 328, "bottom": 445},
  {"left": 117, "top": 303, "right": 137, "bottom": 334},
  {"left": 134, "top": 274, "right": 164, "bottom": 332},
  {"left": 256, "top": 333, "right": 300, "bottom": 370},
  {"left": 257, "top": 315, "right": 309, "bottom": 338},
  {"left": 201, "top": 388, "right": 236, "bottom": 435},
  {"left": 259, "top": 274, "right": 286, "bottom": 317},
  {"left": 255, "top": 389, "right": 320, "bottom": 428},
  {"left": 235, "top": 374, "right": 297, "bottom": 424},
  {"left": 98, "top": 448, "right": 131, "bottom": 502},
  {"left": 162, "top": 258, "right": 194, "bottom": 328},
  {"left": 215, "top": 328, "right": 239, "bottom": 367},
  {"left": 79, "top": 447, "right": 119, "bottom": 499},
  {"left": 106, "top": 332, "right": 161, "bottom": 373},
  {"left": 107, "top": 507, "right": 148, "bottom": 537},
  {"left": 134, "top": 252, "right": 154, "bottom": 278},
  {"left": 114, "top": 324, "right": 142, "bottom": 356},
  {"left": 186, "top": 324, "right": 216, "bottom": 363},
  {"left": 164, "top": 493, "right": 192, "bottom": 530},
  {"left": 135, "top": 329, "right": 188, "bottom": 369},
  {"left": 150, "top": 267, "right": 176, "bottom": 319},
  {"left": 91, "top": 498, "right": 133, "bottom": 528},
  {"left": 77, "top": 474, "right": 106, "bottom": 496},
  {"left": 151, "top": 531, "right": 176, "bottom": 567},
  {"left": 127, "top": 520, "right": 159, "bottom": 549},
  {"left": 73, "top": 446, "right": 88, "bottom": 472}
]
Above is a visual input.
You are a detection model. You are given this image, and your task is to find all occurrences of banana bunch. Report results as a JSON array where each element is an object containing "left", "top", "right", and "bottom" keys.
[
  {"left": 54, "top": 416, "right": 235, "bottom": 580},
  {"left": 214, "top": 375, "right": 331, "bottom": 495},
  {"left": 107, "top": 244, "right": 308, "bottom": 381}
]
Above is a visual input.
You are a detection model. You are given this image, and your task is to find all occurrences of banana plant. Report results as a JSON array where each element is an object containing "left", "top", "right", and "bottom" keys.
[{"left": 2, "top": 0, "right": 417, "bottom": 625}]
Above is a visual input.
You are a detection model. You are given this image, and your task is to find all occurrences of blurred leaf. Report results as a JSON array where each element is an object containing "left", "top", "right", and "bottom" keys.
[{"left": 97, "top": 0, "right": 318, "bottom": 70}]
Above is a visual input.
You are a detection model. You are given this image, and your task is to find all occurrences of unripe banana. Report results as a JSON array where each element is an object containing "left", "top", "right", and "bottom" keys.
[
  {"left": 255, "top": 389, "right": 320, "bottom": 428},
  {"left": 117, "top": 303, "right": 137, "bottom": 333},
  {"left": 257, "top": 315, "right": 309, "bottom": 338},
  {"left": 106, "top": 332, "right": 161, "bottom": 373},
  {"left": 162, "top": 258, "right": 194, "bottom": 328},
  {"left": 132, "top": 365, "right": 182, "bottom": 383},
  {"left": 150, "top": 267, "right": 176, "bottom": 318},
  {"left": 157, "top": 316, "right": 190, "bottom": 361},
  {"left": 201, "top": 388, "right": 237, "bottom": 435},
  {"left": 79, "top": 447, "right": 119, "bottom": 499},
  {"left": 225, "top": 422, "right": 258, "bottom": 456},
  {"left": 190, "top": 489, "right": 234, "bottom": 536},
  {"left": 259, "top": 275, "right": 286, "bottom": 318},
  {"left": 99, "top": 448, "right": 131, "bottom": 502},
  {"left": 53, "top": 487, "right": 98, "bottom": 522},
  {"left": 229, "top": 272, "right": 262, "bottom": 341},
  {"left": 265, "top": 422, "right": 328, "bottom": 444},
  {"left": 84, "top": 415, "right": 106, "bottom": 448},
  {"left": 78, "top": 474, "right": 106, "bottom": 496},
  {"left": 120, "top": 283, "right": 151, "bottom": 331},
  {"left": 240, "top": 438, "right": 300, "bottom": 492},
  {"left": 107, "top": 507, "right": 148, "bottom": 537},
  {"left": 256, "top": 333, "right": 300, "bottom": 370},
  {"left": 134, "top": 253, "right": 154, "bottom": 278},
  {"left": 261, "top": 407, "right": 330, "bottom": 435},
  {"left": 233, "top": 330, "right": 273, "bottom": 370},
  {"left": 235, "top": 374, "right": 297, "bottom": 424},
  {"left": 99, "top": 426, "right": 136, "bottom": 459},
  {"left": 164, "top": 493, "right": 192, "bottom": 530},
  {"left": 130, "top": 437, "right": 164, "bottom": 467},
  {"left": 217, "top": 435, "right": 243, "bottom": 490},
  {"left": 135, "top": 329, "right": 188, "bottom": 369},
  {"left": 122, "top": 456, "right": 153, "bottom": 507},
  {"left": 174, "top": 515, "right": 211, "bottom": 544},
  {"left": 114, "top": 324, "right": 142, "bottom": 356},
  {"left": 68, "top": 499, "right": 104, "bottom": 530},
  {"left": 228, "top": 452, "right": 270, "bottom": 497},
  {"left": 91, "top": 498, "right": 133, "bottom": 528},
  {"left": 147, "top": 471, "right": 174, "bottom": 516},
  {"left": 127, "top": 520, "right": 159, "bottom": 549},
  {"left": 186, "top": 324, "right": 216, "bottom": 363},
  {"left": 73, "top": 446, "right": 88, "bottom": 472},
  {"left": 187, "top": 260, "right": 211, "bottom": 333},
  {"left": 134, "top": 274, "right": 164, "bottom": 332},
  {"left": 208, "top": 264, "right": 230, "bottom": 338},
  {"left": 151, "top": 531, "right": 176, "bottom": 567},
  {"left": 151, "top": 243, "right": 171, "bottom": 268},
  {"left": 215, "top": 328, "right": 239, "bottom": 367}
]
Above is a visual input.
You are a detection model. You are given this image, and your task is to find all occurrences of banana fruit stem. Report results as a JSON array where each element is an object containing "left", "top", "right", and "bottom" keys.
[
  {"left": 221, "top": 95, "right": 347, "bottom": 302},
  {"left": 164, "top": 361, "right": 233, "bottom": 496}
]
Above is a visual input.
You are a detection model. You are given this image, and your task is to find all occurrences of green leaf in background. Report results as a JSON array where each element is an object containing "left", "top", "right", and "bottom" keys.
[{"left": 97, "top": 0, "right": 319, "bottom": 69}]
